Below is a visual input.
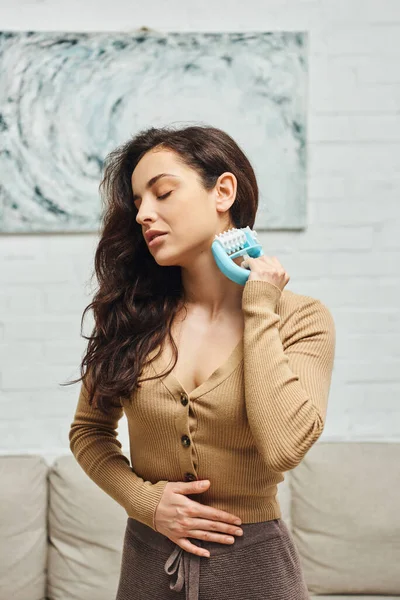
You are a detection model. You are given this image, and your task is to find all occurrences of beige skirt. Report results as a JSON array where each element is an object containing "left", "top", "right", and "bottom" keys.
[{"left": 115, "top": 515, "right": 310, "bottom": 600}]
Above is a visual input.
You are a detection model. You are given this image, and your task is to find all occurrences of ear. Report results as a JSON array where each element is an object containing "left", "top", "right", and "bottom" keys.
[{"left": 214, "top": 172, "right": 237, "bottom": 214}]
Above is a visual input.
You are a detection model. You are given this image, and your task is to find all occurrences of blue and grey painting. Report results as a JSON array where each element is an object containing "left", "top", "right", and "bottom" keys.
[{"left": 0, "top": 29, "right": 307, "bottom": 233}]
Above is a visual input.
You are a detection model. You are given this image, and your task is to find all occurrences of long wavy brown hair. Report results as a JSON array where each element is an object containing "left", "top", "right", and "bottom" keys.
[{"left": 62, "top": 124, "right": 259, "bottom": 414}]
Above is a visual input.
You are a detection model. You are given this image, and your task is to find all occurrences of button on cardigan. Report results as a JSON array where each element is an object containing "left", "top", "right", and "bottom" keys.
[{"left": 69, "top": 280, "right": 336, "bottom": 532}]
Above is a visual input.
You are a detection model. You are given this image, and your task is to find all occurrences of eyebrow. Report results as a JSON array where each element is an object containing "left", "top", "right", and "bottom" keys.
[{"left": 132, "top": 173, "right": 179, "bottom": 201}]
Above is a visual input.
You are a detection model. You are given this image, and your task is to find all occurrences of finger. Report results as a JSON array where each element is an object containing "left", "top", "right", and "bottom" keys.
[
  {"left": 179, "top": 537, "right": 210, "bottom": 557},
  {"left": 187, "top": 518, "right": 243, "bottom": 536},
  {"left": 173, "top": 480, "right": 210, "bottom": 495},
  {"left": 189, "top": 529, "right": 236, "bottom": 545},
  {"left": 187, "top": 502, "right": 242, "bottom": 525}
]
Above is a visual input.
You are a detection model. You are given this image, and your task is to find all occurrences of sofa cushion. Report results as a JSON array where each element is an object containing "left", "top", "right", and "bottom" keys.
[
  {"left": 0, "top": 455, "right": 48, "bottom": 600},
  {"left": 47, "top": 454, "right": 128, "bottom": 600},
  {"left": 290, "top": 442, "right": 400, "bottom": 595}
]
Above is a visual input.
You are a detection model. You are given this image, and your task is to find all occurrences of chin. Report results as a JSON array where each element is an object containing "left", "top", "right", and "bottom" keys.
[
  {"left": 149, "top": 241, "right": 192, "bottom": 268},
  {"left": 151, "top": 252, "right": 181, "bottom": 268},
  {"left": 154, "top": 257, "right": 176, "bottom": 267}
]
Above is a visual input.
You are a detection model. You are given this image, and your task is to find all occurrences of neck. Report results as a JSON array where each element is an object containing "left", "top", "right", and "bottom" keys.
[{"left": 180, "top": 254, "right": 244, "bottom": 320}]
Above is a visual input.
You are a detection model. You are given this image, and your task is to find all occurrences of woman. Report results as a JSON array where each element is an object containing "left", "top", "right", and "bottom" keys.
[{"left": 68, "top": 124, "right": 336, "bottom": 599}]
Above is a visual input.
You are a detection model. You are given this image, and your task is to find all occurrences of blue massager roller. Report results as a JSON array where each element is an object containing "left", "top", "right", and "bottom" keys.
[{"left": 211, "top": 226, "right": 264, "bottom": 286}]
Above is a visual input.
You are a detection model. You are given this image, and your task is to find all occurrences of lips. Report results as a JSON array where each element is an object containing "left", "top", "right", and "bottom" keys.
[
  {"left": 148, "top": 232, "right": 168, "bottom": 248},
  {"left": 145, "top": 229, "right": 168, "bottom": 243}
]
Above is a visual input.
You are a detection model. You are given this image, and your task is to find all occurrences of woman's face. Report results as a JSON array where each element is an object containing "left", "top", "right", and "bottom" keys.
[{"left": 131, "top": 147, "right": 236, "bottom": 267}]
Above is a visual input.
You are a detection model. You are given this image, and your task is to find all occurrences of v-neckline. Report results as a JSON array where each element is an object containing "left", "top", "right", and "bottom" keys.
[{"left": 148, "top": 336, "right": 244, "bottom": 399}]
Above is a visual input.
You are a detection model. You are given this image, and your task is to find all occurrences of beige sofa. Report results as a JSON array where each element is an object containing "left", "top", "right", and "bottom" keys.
[{"left": 0, "top": 441, "right": 399, "bottom": 599}]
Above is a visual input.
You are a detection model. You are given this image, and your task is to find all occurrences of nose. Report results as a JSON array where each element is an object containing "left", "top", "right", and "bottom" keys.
[{"left": 135, "top": 199, "right": 158, "bottom": 226}]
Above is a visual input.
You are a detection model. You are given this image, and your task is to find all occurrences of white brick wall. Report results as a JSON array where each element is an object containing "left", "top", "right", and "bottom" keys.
[{"left": 1, "top": 0, "right": 399, "bottom": 464}]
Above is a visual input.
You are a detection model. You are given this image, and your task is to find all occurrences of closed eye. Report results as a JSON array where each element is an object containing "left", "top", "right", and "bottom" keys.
[
  {"left": 157, "top": 191, "right": 172, "bottom": 200},
  {"left": 133, "top": 190, "right": 172, "bottom": 211}
]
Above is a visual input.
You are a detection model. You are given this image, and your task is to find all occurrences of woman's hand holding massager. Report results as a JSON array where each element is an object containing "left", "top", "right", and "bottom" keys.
[{"left": 240, "top": 254, "right": 290, "bottom": 291}]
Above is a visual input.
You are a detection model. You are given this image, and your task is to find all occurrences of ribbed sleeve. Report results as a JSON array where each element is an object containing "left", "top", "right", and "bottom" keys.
[
  {"left": 68, "top": 378, "right": 169, "bottom": 530},
  {"left": 242, "top": 279, "right": 336, "bottom": 473}
]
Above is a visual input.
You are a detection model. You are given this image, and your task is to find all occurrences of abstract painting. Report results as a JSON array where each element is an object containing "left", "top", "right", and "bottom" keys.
[{"left": 0, "top": 29, "right": 308, "bottom": 233}]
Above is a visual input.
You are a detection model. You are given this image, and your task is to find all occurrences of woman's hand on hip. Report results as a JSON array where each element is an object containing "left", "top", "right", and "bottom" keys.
[{"left": 154, "top": 480, "right": 243, "bottom": 557}]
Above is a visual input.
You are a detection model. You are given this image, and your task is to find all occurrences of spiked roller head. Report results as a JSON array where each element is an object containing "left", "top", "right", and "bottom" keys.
[
  {"left": 211, "top": 226, "right": 263, "bottom": 285},
  {"left": 213, "top": 226, "right": 259, "bottom": 255}
]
